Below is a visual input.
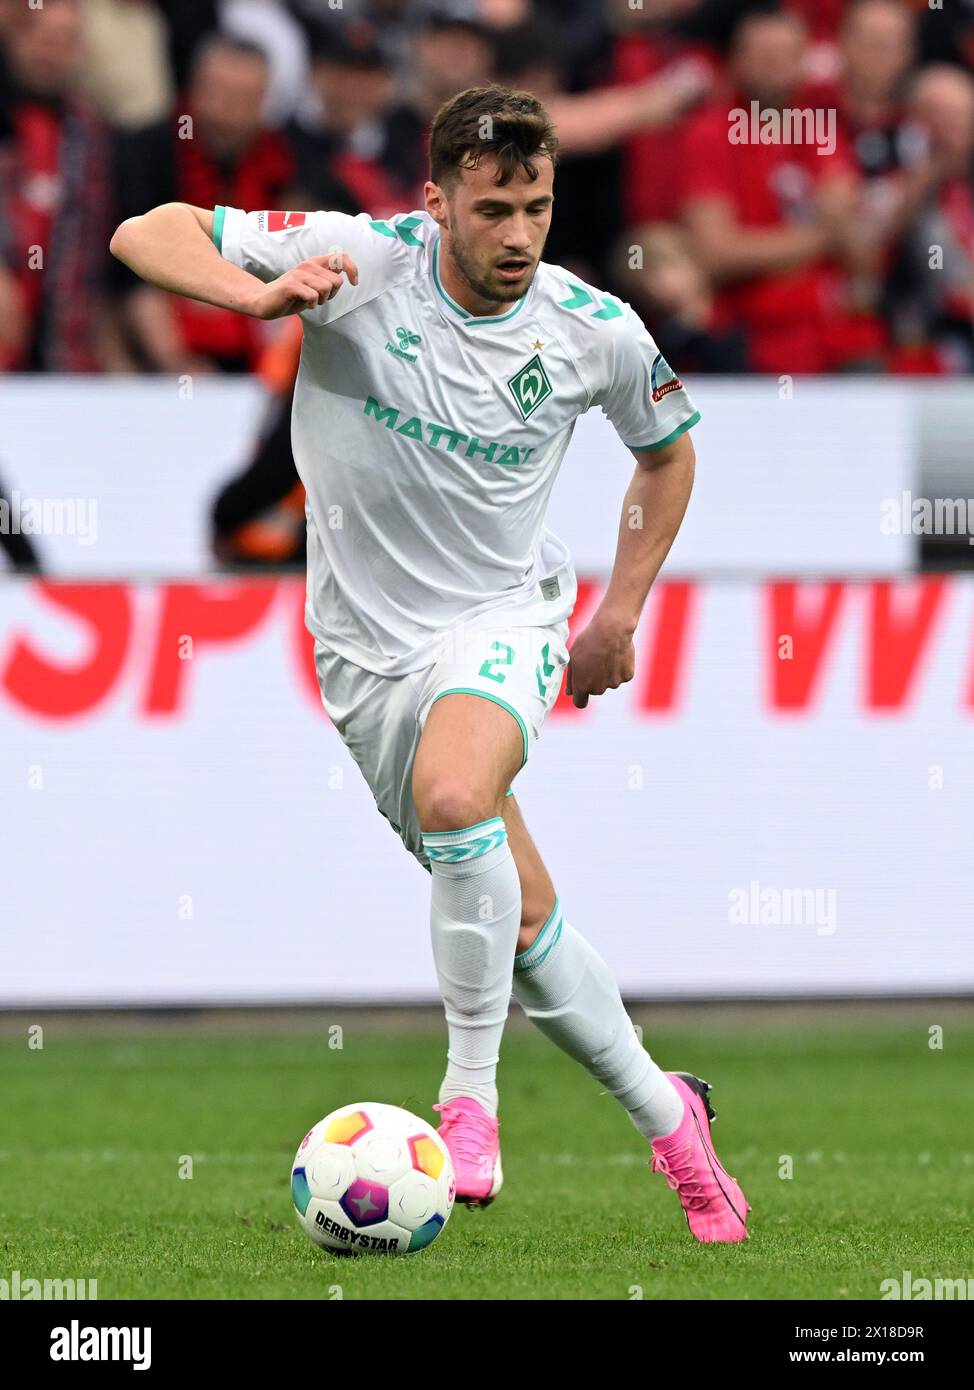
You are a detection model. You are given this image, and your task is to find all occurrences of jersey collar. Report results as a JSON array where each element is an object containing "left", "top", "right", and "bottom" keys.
[{"left": 430, "top": 231, "right": 531, "bottom": 328}]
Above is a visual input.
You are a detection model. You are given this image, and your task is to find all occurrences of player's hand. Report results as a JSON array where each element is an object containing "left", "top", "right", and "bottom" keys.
[
  {"left": 564, "top": 615, "right": 636, "bottom": 709},
  {"left": 247, "top": 253, "right": 360, "bottom": 319}
]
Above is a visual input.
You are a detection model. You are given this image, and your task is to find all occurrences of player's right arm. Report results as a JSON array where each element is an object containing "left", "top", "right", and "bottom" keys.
[{"left": 109, "top": 203, "right": 358, "bottom": 319}]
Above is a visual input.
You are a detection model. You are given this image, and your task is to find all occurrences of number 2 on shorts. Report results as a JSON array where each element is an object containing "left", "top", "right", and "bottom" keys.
[{"left": 478, "top": 641, "right": 515, "bottom": 684}]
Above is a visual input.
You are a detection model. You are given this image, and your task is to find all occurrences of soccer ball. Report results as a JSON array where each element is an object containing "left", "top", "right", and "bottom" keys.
[{"left": 291, "top": 1102, "right": 455, "bottom": 1255}]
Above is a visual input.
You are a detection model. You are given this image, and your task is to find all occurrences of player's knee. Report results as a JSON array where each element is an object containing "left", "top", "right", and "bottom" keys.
[{"left": 415, "top": 780, "right": 498, "bottom": 835}]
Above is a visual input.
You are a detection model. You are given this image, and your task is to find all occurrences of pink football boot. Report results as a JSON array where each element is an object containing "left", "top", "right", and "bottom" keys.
[
  {"left": 650, "top": 1072, "right": 750, "bottom": 1243},
  {"left": 433, "top": 1097, "right": 503, "bottom": 1208}
]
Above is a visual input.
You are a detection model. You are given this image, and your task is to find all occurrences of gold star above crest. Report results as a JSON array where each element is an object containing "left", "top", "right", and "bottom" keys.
[{"left": 533, "top": 339, "right": 544, "bottom": 350}]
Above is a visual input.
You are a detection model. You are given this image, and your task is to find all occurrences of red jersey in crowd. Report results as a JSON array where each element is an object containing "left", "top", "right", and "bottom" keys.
[
  {"left": 680, "top": 91, "right": 885, "bottom": 373},
  {"left": 0, "top": 93, "right": 113, "bottom": 371},
  {"left": 612, "top": 27, "right": 719, "bottom": 225}
]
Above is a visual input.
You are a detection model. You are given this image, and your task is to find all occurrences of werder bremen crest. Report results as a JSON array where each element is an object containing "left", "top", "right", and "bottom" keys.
[{"left": 507, "top": 354, "right": 552, "bottom": 421}]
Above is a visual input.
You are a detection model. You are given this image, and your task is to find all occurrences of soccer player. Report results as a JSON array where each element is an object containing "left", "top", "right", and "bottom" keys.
[{"left": 110, "top": 85, "right": 749, "bottom": 1243}]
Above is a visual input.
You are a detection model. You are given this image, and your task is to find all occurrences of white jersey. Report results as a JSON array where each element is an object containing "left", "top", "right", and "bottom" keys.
[{"left": 215, "top": 206, "right": 700, "bottom": 676}]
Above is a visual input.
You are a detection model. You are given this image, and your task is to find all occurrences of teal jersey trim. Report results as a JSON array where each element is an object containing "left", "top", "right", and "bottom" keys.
[
  {"left": 370, "top": 215, "right": 424, "bottom": 247},
  {"left": 393, "top": 215, "right": 424, "bottom": 247},
  {"left": 556, "top": 281, "right": 622, "bottom": 321},
  {"left": 428, "top": 687, "right": 529, "bottom": 767},
  {"left": 212, "top": 205, "right": 226, "bottom": 253},
  {"left": 626, "top": 410, "right": 701, "bottom": 452},
  {"left": 431, "top": 236, "right": 469, "bottom": 318},
  {"left": 431, "top": 235, "right": 527, "bottom": 327}
]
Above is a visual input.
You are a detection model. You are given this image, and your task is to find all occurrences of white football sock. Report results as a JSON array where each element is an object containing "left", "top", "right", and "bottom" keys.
[
  {"left": 512, "top": 900, "right": 684, "bottom": 1140},
  {"left": 423, "top": 817, "right": 521, "bottom": 1119}
]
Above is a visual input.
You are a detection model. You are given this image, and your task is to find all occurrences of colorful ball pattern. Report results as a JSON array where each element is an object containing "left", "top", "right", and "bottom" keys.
[{"left": 291, "top": 1102, "right": 456, "bottom": 1255}]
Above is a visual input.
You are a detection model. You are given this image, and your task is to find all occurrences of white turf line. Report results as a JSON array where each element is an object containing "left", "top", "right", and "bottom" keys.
[{"left": 2, "top": 1149, "right": 971, "bottom": 1167}]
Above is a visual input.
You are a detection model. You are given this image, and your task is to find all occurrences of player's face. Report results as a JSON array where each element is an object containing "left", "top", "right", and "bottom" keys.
[{"left": 436, "top": 156, "right": 555, "bottom": 305}]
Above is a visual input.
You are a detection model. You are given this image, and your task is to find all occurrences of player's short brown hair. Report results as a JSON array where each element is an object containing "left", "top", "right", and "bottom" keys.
[{"left": 428, "top": 85, "right": 559, "bottom": 192}]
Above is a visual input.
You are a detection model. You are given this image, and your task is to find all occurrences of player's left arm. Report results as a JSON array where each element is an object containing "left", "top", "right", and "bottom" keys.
[
  {"left": 565, "top": 434, "right": 694, "bottom": 709},
  {"left": 566, "top": 303, "right": 699, "bottom": 709}
]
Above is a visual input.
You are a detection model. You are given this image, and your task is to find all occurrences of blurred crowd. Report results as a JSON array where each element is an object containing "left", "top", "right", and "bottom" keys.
[{"left": 1, "top": 0, "right": 974, "bottom": 378}]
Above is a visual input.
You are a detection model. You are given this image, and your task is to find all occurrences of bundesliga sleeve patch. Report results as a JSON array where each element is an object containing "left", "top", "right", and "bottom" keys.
[
  {"left": 650, "top": 352, "right": 684, "bottom": 403},
  {"left": 264, "top": 211, "right": 307, "bottom": 233}
]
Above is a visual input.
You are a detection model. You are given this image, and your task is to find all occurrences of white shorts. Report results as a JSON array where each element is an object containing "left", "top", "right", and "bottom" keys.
[{"left": 313, "top": 611, "right": 571, "bottom": 871}]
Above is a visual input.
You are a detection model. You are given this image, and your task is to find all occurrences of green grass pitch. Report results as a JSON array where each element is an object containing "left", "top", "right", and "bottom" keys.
[{"left": 2, "top": 1010, "right": 972, "bottom": 1300}]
